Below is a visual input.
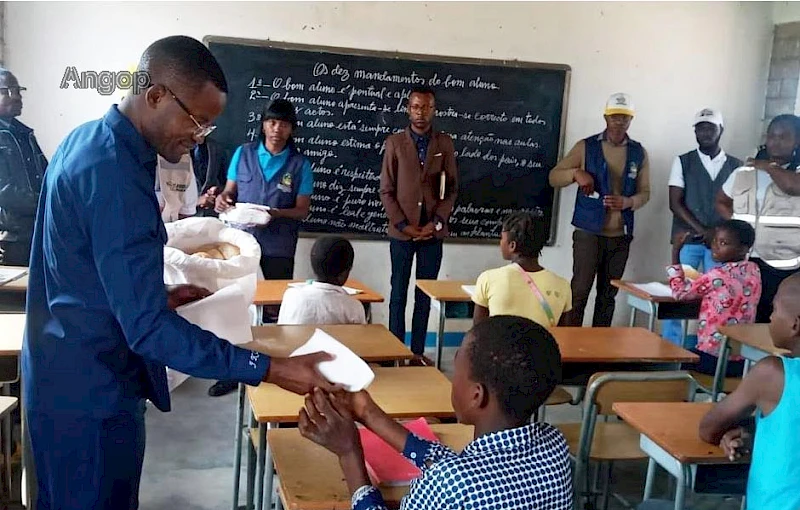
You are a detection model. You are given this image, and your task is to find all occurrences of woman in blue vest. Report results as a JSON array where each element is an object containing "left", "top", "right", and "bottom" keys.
[{"left": 212, "top": 99, "right": 314, "bottom": 396}]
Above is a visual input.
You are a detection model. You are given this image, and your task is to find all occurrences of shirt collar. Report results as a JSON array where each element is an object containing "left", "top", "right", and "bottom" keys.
[
  {"left": 258, "top": 141, "right": 288, "bottom": 160},
  {"left": 696, "top": 148, "right": 726, "bottom": 163},
  {"left": 409, "top": 128, "right": 432, "bottom": 143},
  {"left": 309, "top": 281, "right": 348, "bottom": 294},
  {"left": 103, "top": 105, "right": 157, "bottom": 169},
  {"left": 0, "top": 117, "right": 31, "bottom": 134},
  {"left": 463, "top": 423, "right": 547, "bottom": 456},
  {"left": 599, "top": 131, "right": 628, "bottom": 146}
]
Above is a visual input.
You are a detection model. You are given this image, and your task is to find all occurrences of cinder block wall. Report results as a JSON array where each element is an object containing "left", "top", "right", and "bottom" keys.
[{"left": 765, "top": 22, "right": 800, "bottom": 139}]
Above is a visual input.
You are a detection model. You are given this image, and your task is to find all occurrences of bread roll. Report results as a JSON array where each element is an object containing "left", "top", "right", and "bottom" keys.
[{"left": 189, "top": 242, "right": 241, "bottom": 260}]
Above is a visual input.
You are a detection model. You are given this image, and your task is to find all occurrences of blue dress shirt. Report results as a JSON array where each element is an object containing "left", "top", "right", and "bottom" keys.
[{"left": 22, "top": 105, "right": 270, "bottom": 419}]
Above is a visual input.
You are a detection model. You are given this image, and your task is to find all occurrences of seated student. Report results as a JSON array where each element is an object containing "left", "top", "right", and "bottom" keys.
[
  {"left": 667, "top": 219, "right": 761, "bottom": 376},
  {"left": 277, "top": 235, "right": 366, "bottom": 325},
  {"left": 699, "top": 273, "right": 800, "bottom": 509},
  {"left": 472, "top": 211, "right": 571, "bottom": 327},
  {"left": 298, "top": 315, "right": 573, "bottom": 510}
]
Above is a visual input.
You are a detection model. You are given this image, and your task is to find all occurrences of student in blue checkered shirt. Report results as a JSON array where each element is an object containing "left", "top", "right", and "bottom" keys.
[{"left": 299, "top": 315, "right": 573, "bottom": 509}]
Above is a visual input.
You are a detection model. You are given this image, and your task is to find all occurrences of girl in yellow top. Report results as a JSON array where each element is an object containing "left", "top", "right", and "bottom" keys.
[{"left": 473, "top": 212, "right": 572, "bottom": 327}]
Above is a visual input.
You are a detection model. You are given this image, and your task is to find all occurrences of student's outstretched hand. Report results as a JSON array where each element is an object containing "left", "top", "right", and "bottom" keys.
[
  {"left": 331, "top": 390, "right": 377, "bottom": 423},
  {"left": 720, "top": 427, "right": 752, "bottom": 461},
  {"left": 299, "top": 388, "right": 362, "bottom": 457}
]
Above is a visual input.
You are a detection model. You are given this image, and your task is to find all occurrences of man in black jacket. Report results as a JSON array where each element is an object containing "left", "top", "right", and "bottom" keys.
[
  {"left": 190, "top": 137, "right": 229, "bottom": 217},
  {"left": 0, "top": 68, "right": 47, "bottom": 266}
]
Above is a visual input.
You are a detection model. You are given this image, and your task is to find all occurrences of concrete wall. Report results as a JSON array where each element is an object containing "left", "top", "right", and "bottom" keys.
[{"left": 4, "top": 1, "right": 777, "bottom": 334}]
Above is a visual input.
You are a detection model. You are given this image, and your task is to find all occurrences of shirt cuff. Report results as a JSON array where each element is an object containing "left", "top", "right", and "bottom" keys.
[
  {"left": 230, "top": 348, "right": 271, "bottom": 386},
  {"left": 352, "top": 485, "right": 385, "bottom": 510},
  {"left": 402, "top": 433, "right": 434, "bottom": 469}
]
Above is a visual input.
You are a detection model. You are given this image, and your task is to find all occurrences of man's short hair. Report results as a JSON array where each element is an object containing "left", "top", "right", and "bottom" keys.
[
  {"left": 310, "top": 235, "right": 355, "bottom": 281},
  {"left": 467, "top": 316, "right": 562, "bottom": 422},
  {"left": 409, "top": 85, "right": 435, "bottom": 100},
  {"left": 139, "top": 36, "right": 228, "bottom": 93},
  {"left": 501, "top": 211, "right": 547, "bottom": 258}
]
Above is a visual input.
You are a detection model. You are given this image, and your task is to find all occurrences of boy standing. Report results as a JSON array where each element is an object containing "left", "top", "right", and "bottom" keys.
[
  {"left": 298, "top": 315, "right": 573, "bottom": 509},
  {"left": 699, "top": 273, "right": 800, "bottom": 509},
  {"left": 278, "top": 235, "right": 366, "bottom": 325}
]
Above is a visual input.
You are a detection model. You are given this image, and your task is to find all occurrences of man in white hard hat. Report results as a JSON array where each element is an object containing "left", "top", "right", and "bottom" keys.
[
  {"left": 549, "top": 93, "right": 651, "bottom": 327},
  {"left": 662, "top": 108, "right": 743, "bottom": 346}
]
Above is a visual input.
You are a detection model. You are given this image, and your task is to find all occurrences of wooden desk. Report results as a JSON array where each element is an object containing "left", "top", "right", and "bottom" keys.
[
  {"left": 0, "top": 314, "right": 25, "bottom": 356},
  {"left": 551, "top": 327, "right": 699, "bottom": 364},
  {"left": 269, "top": 423, "right": 473, "bottom": 510},
  {"left": 415, "top": 280, "right": 473, "bottom": 368},
  {"left": 0, "top": 267, "right": 28, "bottom": 313},
  {"left": 244, "top": 367, "right": 454, "bottom": 510},
  {"left": 247, "top": 367, "right": 453, "bottom": 423},
  {"left": 710, "top": 324, "right": 789, "bottom": 400},
  {"left": 613, "top": 402, "right": 737, "bottom": 510},
  {"left": 611, "top": 280, "right": 701, "bottom": 335},
  {"left": 253, "top": 279, "right": 384, "bottom": 306},
  {"left": 245, "top": 324, "right": 414, "bottom": 363}
]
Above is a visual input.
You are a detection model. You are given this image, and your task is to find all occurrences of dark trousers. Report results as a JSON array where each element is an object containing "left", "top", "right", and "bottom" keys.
[
  {"left": 259, "top": 256, "right": 295, "bottom": 323},
  {"left": 389, "top": 238, "right": 443, "bottom": 355},
  {"left": 753, "top": 258, "right": 799, "bottom": 323},
  {"left": 567, "top": 229, "right": 631, "bottom": 327},
  {"left": 681, "top": 348, "right": 744, "bottom": 378},
  {"left": 28, "top": 403, "right": 146, "bottom": 510}
]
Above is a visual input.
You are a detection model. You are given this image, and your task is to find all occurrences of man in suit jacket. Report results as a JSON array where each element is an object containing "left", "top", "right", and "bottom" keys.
[{"left": 379, "top": 85, "right": 458, "bottom": 364}]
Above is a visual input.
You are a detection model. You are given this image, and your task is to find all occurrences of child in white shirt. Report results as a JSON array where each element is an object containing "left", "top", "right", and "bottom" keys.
[
  {"left": 278, "top": 235, "right": 366, "bottom": 325},
  {"left": 155, "top": 154, "right": 198, "bottom": 223}
]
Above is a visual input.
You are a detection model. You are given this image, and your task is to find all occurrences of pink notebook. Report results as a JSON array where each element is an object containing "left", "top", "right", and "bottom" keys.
[{"left": 358, "top": 418, "right": 438, "bottom": 486}]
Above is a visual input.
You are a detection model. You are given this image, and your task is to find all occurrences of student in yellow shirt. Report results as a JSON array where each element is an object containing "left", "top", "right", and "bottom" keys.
[{"left": 472, "top": 212, "right": 572, "bottom": 327}]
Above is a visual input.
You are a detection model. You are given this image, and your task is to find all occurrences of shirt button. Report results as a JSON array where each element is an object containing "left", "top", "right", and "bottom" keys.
[
  {"left": 418, "top": 202, "right": 422, "bottom": 206},
  {"left": 410, "top": 452, "right": 417, "bottom": 459}
]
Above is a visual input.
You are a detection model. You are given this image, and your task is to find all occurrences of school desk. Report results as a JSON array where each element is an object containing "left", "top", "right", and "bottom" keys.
[
  {"left": 414, "top": 279, "right": 473, "bottom": 368},
  {"left": 0, "top": 314, "right": 27, "bottom": 505},
  {"left": 0, "top": 266, "right": 28, "bottom": 313},
  {"left": 611, "top": 280, "right": 701, "bottom": 337},
  {"left": 253, "top": 278, "right": 384, "bottom": 324},
  {"left": 551, "top": 327, "right": 700, "bottom": 364},
  {"left": 243, "top": 367, "right": 454, "bottom": 510},
  {"left": 613, "top": 402, "right": 741, "bottom": 510},
  {"left": 267, "top": 423, "right": 473, "bottom": 510},
  {"left": 710, "top": 324, "right": 790, "bottom": 400},
  {"left": 231, "top": 325, "right": 414, "bottom": 510}
]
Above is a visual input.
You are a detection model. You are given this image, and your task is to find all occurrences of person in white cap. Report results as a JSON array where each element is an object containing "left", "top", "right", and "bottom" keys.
[
  {"left": 549, "top": 92, "right": 650, "bottom": 327},
  {"left": 662, "top": 108, "right": 743, "bottom": 346}
]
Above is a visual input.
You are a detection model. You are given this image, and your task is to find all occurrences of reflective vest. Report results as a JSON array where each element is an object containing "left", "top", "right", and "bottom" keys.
[{"left": 731, "top": 167, "right": 800, "bottom": 270}]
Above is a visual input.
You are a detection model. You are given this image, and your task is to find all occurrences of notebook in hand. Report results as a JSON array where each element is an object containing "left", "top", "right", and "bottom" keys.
[{"left": 359, "top": 418, "right": 439, "bottom": 486}]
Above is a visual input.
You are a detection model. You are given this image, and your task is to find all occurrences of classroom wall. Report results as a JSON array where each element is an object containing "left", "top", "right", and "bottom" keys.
[
  {"left": 5, "top": 1, "right": 776, "bottom": 333},
  {"left": 774, "top": 1, "right": 800, "bottom": 24}
]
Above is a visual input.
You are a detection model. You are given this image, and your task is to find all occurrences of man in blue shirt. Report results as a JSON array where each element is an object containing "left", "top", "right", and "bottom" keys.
[
  {"left": 22, "top": 36, "right": 333, "bottom": 510},
  {"left": 212, "top": 99, "right": 314, "bottom": 397}
]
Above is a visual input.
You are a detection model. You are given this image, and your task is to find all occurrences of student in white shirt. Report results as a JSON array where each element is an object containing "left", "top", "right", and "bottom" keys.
[
  {"left": 278, "top": 235, "right": 367, "bottom": 325},
  {"left": 155, "top": 154, "right": 198, "bottom": 223}
]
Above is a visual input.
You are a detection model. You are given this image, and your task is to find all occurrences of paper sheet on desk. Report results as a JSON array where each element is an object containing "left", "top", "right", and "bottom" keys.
[
  {"left": 461, "top": 285, "right": 476, "bottom": 297},
  {"left": 287, "top": 281, "right": 363, "bottom": 295},
  {"left": 630, "top": 282, "right": 673, "bottom": 298},
  {"left": 175, "top": 283, "right": 254, "bottom": 346},
  {"left": 290, "top": 329, "right": 374, "bottom": 392},
  {"left": 0, "top": 268, "right": 26, "bottom": 286}
]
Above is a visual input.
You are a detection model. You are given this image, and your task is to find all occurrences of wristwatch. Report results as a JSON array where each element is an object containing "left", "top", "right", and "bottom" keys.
[{"left": 435, "top": 221, "right": 443, "bottom": 232}]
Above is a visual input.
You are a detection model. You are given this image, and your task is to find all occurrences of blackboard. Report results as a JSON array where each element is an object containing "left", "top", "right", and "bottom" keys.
[{"left": 205, "top": 37, "right": 570, "bottom": 243}]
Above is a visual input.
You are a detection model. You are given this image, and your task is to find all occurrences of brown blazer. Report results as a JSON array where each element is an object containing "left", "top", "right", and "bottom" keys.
[{"left": 379, "top": 127, "right": 459, "bottom": 240}]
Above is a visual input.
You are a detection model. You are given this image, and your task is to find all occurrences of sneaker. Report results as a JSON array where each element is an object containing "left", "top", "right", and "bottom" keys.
[{"left": 208, "top": 380, "right": 238, "bottom": 397}]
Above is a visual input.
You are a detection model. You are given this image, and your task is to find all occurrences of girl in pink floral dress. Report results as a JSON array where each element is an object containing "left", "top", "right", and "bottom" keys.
[{"left": 667, "top": 220, "right": 761, "bottom": 376}]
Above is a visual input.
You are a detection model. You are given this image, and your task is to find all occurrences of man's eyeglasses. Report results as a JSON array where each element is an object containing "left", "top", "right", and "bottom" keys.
[
  {"left": 164, "top": 86, "right": 216, "bottom": 139},
  {"left": 0, "top": 87, "right": 26, "bottom": 98}
]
